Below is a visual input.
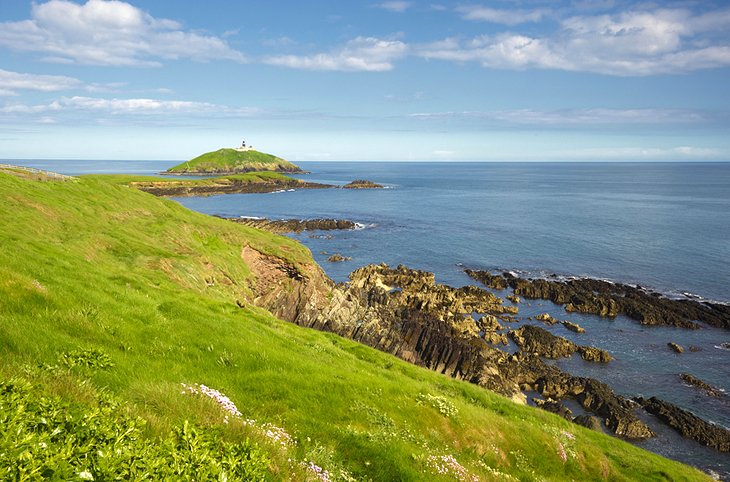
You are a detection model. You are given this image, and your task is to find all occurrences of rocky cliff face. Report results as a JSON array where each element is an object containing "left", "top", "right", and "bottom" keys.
[{"left": 236, "top": 249, "right": 662, "bottom": 439}]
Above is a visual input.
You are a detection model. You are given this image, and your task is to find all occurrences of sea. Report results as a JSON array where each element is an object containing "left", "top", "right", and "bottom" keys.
[{"left": 7, "top": 159, "right": 730, "bottom": 479}]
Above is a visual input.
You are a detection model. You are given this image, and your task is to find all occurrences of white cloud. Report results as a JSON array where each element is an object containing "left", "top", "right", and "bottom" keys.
[
  {"left": 408, "top": 108, "right": 711, "bottom": 127},
  {"left": 264, "top": 37, "right": 408, "bottom": 72},
  {"left": 0, "top": 96, "right": 260, "bottom": 117},
  {"left": 374, "top": 1, "right": 413, "bottom": 13},
  {"left": 457, "top": 6, "right": 549, "bottom": 25},
  {"left": 0, "top": 69, "right": 83, "bottom": 95},
  {"left": 0, "top": 0, "right": 246, "bottom": 66},
  {"left": 418, "top": 7, "right": 730, "bottom": 75},
  {"left": 560, "top": 146, "right": 722, "bottom": 160}
]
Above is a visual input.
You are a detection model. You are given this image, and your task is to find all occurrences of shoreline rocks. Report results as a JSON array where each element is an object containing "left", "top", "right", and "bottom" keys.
[
  {"left": 229, "top": 217, "right": 357, "bottom": 234},
  {"left": 509, "top": 325, "right": 612, "bottom": 362},
  {"left": 241, "top": 258, "right": 650, "bottom": 440},
  {"left": 327, "top": 253, "right": 352, "bottom": 263},
  {"left": 562, "top": 321, "right": 586, "bottom": 333},
  {"left": 342, "top": 179, "right": 384, "bottom": 189},
  {"left": 680, "top": 373, "right": 726, "bottom": 398},
  {"left": 133, "top": 178, "right": 332, "bottom": 197},
  {"left": 668, "top": 342, "right": 684, "bottom": 353},
  {"left": 637, "top": 396, "right": 730, "bottom": 452},
  {"left": 465, "top": 269, "right": 730, "bottom": 330},
  {"left": 236, "top": 254, "right": 730, "bottom": 449}
]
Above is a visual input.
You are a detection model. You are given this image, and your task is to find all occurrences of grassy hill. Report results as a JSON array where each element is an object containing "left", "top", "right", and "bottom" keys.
[
  {"left": 166, "top": 148, "right": 303, "bottom": 174},
  {"left": 0, "top": 170, "right": 711, "bottom": 481}
]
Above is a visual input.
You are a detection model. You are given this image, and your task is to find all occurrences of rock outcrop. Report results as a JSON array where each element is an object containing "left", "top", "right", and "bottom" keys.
[
  {"left": 342, "top": 180, "right": 384, "bottom": 189},
  {"left": 637, "top": 397, "right": 730, "bottom": 452},
  {"left": 535, "top": 313, "right": 559, "bottom": 325},
  {"left": 533, "top": 398, "right": 573, "bottom": 421},
  {"left": 509, "top": 325, "right": 612, "bottom": 362},
  {"left": 133, "top": 177, "right": 331, "bottom": 197},
  {"left": 680, "top": 374, "right": 726, "bottom": 398},
  {"left": 562, "top": 321, "right": 585, "bottom": 333},
  {"left": 668, "top": 342, "right": 684, "bottom": 353},
  {"left": 229, "top": 218, "right": 357, "bottom": 234},
  {"left": 327, "top": 253, "right": 352, "bottom": 262},
  {"left": 465, "top": 269, "right": 730, "bottom": 330},
  {"left": 239, "top": 257, "right": 652, "bottom": 439}
]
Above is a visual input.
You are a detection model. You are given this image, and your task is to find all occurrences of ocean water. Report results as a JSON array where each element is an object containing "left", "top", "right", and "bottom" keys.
[
  {"left": 7, "top": 159, "right": 730, "bottom": 477},
  {"left": 172, "top": 162, "right": 730, "bottom": 301}
]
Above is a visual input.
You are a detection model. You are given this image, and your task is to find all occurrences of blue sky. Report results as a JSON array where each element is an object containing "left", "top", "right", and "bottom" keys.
[{"left": 1, "top": 0, "right": 729, "bottom": 161}]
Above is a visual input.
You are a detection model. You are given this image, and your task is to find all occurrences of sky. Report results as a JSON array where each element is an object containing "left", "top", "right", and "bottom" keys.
[{"left": 1, "top": 0, "right": 729, "bottom": 161}]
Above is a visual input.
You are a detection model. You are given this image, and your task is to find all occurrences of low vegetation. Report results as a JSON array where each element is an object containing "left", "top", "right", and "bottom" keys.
[
  {"left": 0, "top": 171, "right": 711, "bottom": 480},
  {"left": 166, "top": 148, "right": 303, "bottom": 174}
]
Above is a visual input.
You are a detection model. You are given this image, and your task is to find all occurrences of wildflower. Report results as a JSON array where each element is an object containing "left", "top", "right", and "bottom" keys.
[
  {"left": 78, "top": 471, "right": 94, "bottom": 480},
  {"left": 558, "top": 442, "right": 567, "bottom": 462},
  {"left": 425, "top": 454, "right": 479, "bottom": 482},
  {"left": 304, "top": 461, "right": 331, "bottom": 482}
]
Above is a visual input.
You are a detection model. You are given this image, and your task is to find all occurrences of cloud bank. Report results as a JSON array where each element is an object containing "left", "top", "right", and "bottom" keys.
[
  {"left": 418, "top": 7, "right": 730, "bottom": 75},
  {"left": 264, "top": 37, "right": 408, "bottom": 72},
  {"left": 0, "top": 0, "right": 246, "bottom": 66}
]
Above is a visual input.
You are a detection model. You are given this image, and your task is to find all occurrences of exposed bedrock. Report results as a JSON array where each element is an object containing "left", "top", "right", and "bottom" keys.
[
  {"left": 465, "top": 269, "right": 730, "bottom": 329},
  {"left": 636, "top": 397, "right": 730, "bottom": 452},
  {"left": 238, "top": 255, "right": 656, "bottom": 439},
  {"left": 512, "top": 354, "right": 653, "bottom": 439},
  {"left": 679, "top": 373, "right": 727, "bottom": 398},
  {"left": 342, "top": 179, "right": 384, "bottom": 189},
  {"left": 509, "top": 325, "right": 612, "bottom": 362},
  {"left": 230, "top": 217, "right": 357, "bottom": 234}
]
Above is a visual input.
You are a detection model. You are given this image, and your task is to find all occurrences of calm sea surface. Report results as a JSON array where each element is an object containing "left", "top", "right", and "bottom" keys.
[{"left": 8, "top": 159, "right": 730, "bottom": 478}]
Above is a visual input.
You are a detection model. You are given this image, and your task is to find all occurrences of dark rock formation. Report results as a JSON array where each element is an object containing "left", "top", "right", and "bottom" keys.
[
  {"left": 133, "top": 178, "right": 332, "bottom": 197},
  {"left": 573, "top": 414, "right": 604, "bottom": 432},
  {"left": 533, "top": 398, "right": 573, "bottom": 421},
  {"left": 535, "top": 313, "right": 559, "bottom": 325},
  {"left": 562, "top": 321, "right": 585, "bottom": 333},
  {"left": 229, "top": 217, "right": 357, "bottom": 234},
  {"left": 465, "top": 269, "right": 730, "bottom": 330},
  {"left": 668, "top": 342, "right": 684, "bottom": 353},
  {"left": 511, "top": 325, "right": 577, "bottom": 359},
  {"left": 240, "top": 256, "right": 651, "bottom": 439},
  {"left": 509, "top": 325, "right": 612, "bottom": 363},
  {"left": 680, "top": 374, "right": 726, "bottom": 398},
  {"left": 327, "top": 254, "right": 352, "bottom": 262},
  {"left": 514, "top": 354, "right": 652, "bottom": 439},
  {"left": 477, "top": 315, "right": 508, "bottom": 345},
  {"left": 637, "top": 397, "right": 730, "bottom": 452},
  {"left": 579, "top": 347, "right": 613, "bottom": 363},
  {"left": 342, "top": 179, "right": 384, "bottom": 189}
]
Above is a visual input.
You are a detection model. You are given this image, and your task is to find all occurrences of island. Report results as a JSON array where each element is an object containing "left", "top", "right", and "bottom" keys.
[
  {"left": 165, "top": 144, "right": 305, "bottom": 175},
  {"left": 342, "top": 179, "right": 384, "bottom": 189}
]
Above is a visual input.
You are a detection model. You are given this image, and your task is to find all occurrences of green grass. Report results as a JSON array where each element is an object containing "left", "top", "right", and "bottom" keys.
[
  {"left": 166, "top": 148, "right": 302, "bottom": 173},
  {"left": 0, "top": 171, "right": 711, "bottom": 481},
  {"left": 83, "top": 171, "right": 298, "bottom": 187}
]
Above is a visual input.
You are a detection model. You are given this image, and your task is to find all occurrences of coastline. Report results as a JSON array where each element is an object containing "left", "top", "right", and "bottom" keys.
[{"left": 3, "top": 159, "right": 729, "bottom": 477}]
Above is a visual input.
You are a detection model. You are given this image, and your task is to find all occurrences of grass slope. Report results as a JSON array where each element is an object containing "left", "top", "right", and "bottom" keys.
[
  {"left": 0, "top": 172, "right": 711, "bottom": 481},
  {"left": 167, "top": 148, "right": 303, "bottom": 174}
]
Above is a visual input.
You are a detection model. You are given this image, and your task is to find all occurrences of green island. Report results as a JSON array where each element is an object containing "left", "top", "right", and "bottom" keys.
[
  {"left": 0, "top": 168, "right": 711, "bottom": 481},
  {"left": 165, "top": 148, "right": 304, "bottom": 175}
]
